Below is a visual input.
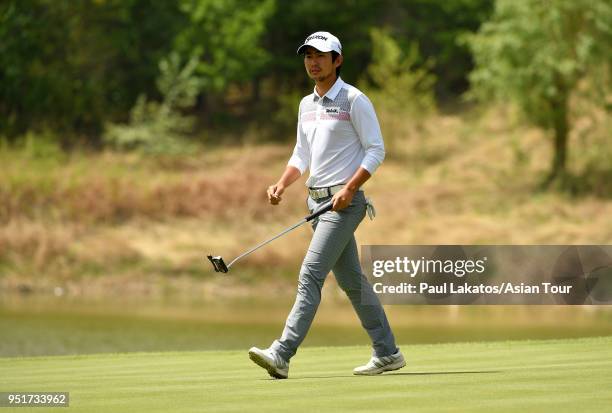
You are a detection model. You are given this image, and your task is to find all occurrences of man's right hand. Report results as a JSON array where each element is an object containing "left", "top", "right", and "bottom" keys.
[{"left": 267, "top": 184, "right": 285, "bottom": 205}]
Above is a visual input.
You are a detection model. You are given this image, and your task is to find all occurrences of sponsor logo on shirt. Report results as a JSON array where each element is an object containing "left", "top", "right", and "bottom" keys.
[
  {"left": 301, "top": 109, "right": 351, "bottom": 122},
  {"left": 321, "top": 110, "right": 350, "bottom": 121}
]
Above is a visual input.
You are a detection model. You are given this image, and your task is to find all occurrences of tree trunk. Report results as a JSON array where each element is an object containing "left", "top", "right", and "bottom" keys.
[
  {"left": 251, "top": 75, "right": 261, "bottom": 104},
  {"left": 545, "top": 83, "right": 570, "bottom": 186}
]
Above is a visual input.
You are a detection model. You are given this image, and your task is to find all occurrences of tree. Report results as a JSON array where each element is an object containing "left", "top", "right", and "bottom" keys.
[
  {"left": 465, "top": 0, "right": 612, "bottom": 184},
  {"left": 359, "top": 28, "right": 436, "bottom": 155},
  {"left": 172, "top": 0, "right": 274, "bottom": 101},
  {"left": 0, "top": 0, "right": 185, "bottom": 143},
  {"left": 380, "top": 0, "right": 494, "bottom": 99},
  {"left": 103, "top": 53, "right": 203, "bottom": 154}
]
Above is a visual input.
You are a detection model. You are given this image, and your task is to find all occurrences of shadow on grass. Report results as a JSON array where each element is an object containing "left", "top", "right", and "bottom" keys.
[{"left": 264, "top": 370, "right": 501, "bottom": 381}]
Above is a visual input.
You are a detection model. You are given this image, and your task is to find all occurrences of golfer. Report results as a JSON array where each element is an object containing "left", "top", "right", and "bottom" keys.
[{"left": 248, "top": 31, "right": 405, "bottom": 379}]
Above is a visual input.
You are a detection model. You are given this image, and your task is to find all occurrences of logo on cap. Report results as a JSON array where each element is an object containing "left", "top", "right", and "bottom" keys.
[
  {"left": 297, "top": 31, "right": 342, "bottom": 55},
  {"left": 306, "top": 34, "right": 328, "bottom": 42}
]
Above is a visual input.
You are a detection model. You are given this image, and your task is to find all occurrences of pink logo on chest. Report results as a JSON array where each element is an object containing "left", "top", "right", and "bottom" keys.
[{"left": 320, "top": 111, "right": 350, "bottom": 121}]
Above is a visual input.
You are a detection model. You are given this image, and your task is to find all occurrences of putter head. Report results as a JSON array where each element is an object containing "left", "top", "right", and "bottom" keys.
[{"left": 207, "top": 255, "right": 229, "bottom": 273}]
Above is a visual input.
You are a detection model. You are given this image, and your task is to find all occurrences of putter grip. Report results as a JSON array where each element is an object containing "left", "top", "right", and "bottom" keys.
[{"left": 305, "top": 200, "right": 333, "bottom": 222}]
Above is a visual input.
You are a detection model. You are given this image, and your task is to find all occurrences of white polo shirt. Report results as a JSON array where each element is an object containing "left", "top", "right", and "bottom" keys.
[{"left": 288, "top": 77, "right": 385, "bottom": 188}]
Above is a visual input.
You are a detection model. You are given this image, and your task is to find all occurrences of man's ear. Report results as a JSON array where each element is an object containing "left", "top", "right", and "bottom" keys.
[{"left": 335, "top": 54, "right": 344, "bottom": 68}]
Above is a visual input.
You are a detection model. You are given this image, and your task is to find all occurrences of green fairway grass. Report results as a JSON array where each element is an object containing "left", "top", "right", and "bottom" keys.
[{"left": 1, "top": 336, "right": 611, "bottom": 412}]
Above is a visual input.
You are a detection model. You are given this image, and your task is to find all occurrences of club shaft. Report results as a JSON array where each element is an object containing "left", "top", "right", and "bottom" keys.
[{"left": 227, "top": 218, "right": 307, "bottom": 269}]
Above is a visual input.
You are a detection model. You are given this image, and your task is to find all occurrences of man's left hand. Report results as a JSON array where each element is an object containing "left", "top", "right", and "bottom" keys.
[{"left": 331, "top": 187, "right": 355, "bottom": 211}]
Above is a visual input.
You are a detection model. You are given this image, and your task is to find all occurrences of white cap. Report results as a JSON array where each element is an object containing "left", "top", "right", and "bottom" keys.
[{"left": 297, "top": 31, "right": 342, "bottom": 55}]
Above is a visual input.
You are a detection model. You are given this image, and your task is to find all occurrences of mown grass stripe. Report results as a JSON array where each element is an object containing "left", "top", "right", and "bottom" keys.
[{"left": 1, "top": 337, "right": 610, "bottom": 413}]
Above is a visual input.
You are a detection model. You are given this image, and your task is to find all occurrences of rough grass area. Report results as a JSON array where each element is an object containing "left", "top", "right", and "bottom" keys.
[
  {"left": 1, "top": 336, "right": 611, "bottom": 412},
  {"left": 1, "top": 108, "right": 611, "bottom": 296},
  {"left": 0, "top": 146, "right": 291, "bottom": 223}
]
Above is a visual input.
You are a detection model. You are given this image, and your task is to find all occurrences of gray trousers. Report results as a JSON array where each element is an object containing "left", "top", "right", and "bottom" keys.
[{"left": 270, "top": 191, "right": 397, "bottom": 361}]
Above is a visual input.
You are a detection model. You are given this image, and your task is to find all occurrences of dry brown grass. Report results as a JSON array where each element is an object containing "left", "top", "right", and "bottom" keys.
[
  {"left": 0, "top": 144, "right": 306, "bottom": 223},
  {"left": 0, "top": 220, "right": 74, "bottom": 272},
  {"left": 1, "top": 108, "right": 611, "bottom": 297}
]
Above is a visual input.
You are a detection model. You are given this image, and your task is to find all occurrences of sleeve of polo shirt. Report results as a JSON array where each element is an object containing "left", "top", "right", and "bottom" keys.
[
  {"left": 350, "top": 94, "right": 385, "bottom": 174},
  {"left": 287, "top": 106, "right": 310, "bottom": 175}
]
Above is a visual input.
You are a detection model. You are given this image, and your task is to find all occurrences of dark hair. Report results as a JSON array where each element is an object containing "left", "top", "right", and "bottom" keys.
[{"left": 331, "top": 51, "right": 341, "bottom": 77}]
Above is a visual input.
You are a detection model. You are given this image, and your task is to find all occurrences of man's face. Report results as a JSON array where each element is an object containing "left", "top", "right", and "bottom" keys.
[{"left": 303, "top": 47, "right": 342, "bottom": 82}]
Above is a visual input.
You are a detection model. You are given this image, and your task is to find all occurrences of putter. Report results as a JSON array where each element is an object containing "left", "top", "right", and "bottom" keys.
[{"left": 207, "top": 200, "right": 333, "bottom": 273}]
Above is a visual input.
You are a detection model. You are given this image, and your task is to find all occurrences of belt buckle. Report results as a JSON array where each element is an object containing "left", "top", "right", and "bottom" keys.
[{"left": 309, "top": 187, "right": 324, "bottom": 200}]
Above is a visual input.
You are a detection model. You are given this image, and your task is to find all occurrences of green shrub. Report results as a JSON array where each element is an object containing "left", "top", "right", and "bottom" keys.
[
  {"left": 103, "top": 53, "right": 201, "bottom": 155},
  {"left": 359, "top": 28, "right": 437, "bottom": 156}
]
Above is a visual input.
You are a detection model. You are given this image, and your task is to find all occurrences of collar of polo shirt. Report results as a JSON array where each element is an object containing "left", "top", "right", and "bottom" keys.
[{"left": 313, "top": 77, "right": 345, "bottom": 102}]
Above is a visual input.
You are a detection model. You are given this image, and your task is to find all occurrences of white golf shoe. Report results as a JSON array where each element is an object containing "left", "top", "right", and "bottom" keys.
[
  {"left": 353, "top": 350, "right": 406, "bottom": 375},
  {"left": 248, "top": 347, "right": 289, "bottom": 379}
]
